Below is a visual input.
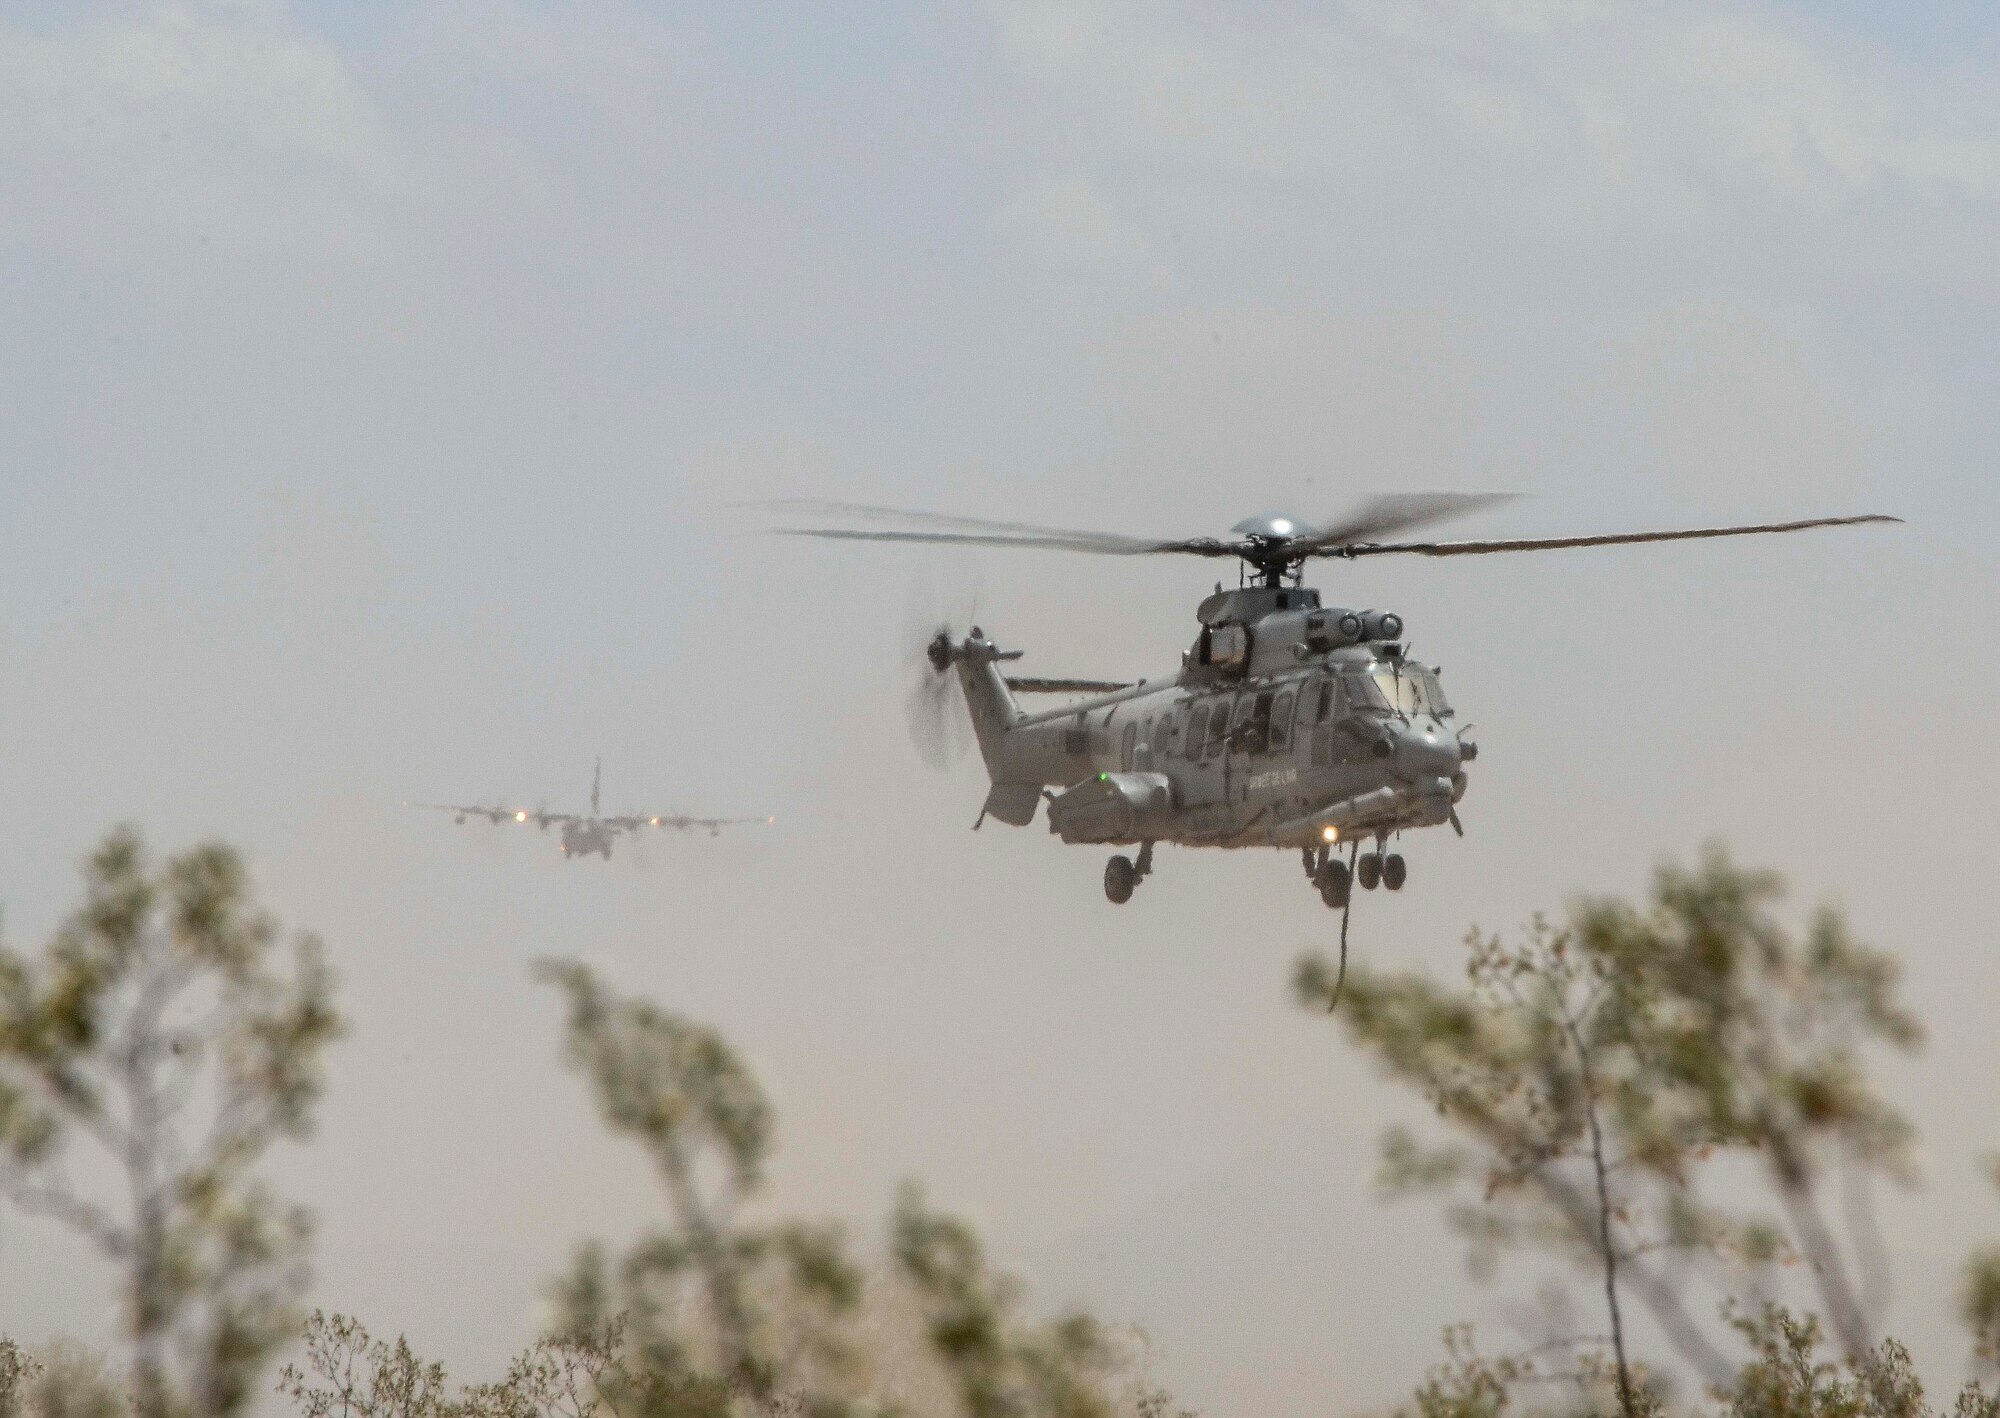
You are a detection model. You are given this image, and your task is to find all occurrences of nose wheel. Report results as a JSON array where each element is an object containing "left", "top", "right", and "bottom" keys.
[{"left": 1103, "top": 841, "right": 1155, "bottom": 904}]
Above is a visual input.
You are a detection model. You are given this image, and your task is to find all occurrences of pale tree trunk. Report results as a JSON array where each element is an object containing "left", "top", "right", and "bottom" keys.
[{"left": 1568, "top": 1016, "right": 1637, "bottom": 1418}]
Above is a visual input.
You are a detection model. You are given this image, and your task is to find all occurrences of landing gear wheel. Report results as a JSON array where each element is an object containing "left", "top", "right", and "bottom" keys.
[
  {"left": 1317, "top": 858, "right": 1351, "bottom": 909},
  {"left": 1104, "top": 854, "right": 1137, "bottom": 905},
  {"left": 1357, "top": 853, "right": 1382, "bottom": 891},
  {"left": 1382, "top": 853, "right": 1407, "bottom": 891}
]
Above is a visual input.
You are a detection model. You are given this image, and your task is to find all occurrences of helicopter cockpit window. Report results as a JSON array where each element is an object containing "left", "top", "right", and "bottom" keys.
[
  {"left": 1269, "top": 689, "right": 1295, "bottom": 752},
  {"left": 1368, "top": 667, "right": 1452, "bottom": 717},
  {"left": 1185, "top": 705, "right": 1208, "bottom": 760},
  {"left": 1344, "top": 672, "right": 1390, "bottom": 713}
]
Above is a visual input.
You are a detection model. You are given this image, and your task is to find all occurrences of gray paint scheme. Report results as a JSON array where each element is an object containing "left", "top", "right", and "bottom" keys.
[{"left": 951, "top": 585, "right": 1469, "bottom": 855}]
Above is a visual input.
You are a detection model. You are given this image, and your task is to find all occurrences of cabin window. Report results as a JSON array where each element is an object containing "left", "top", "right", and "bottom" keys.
[
  {"left": 1226, "top": 695, "right": 1257, "bottom": 755},
  {"left": 1185, "top": 705, "right": 1208, "bottom": 759},
  {"left": 1209, "top": 699, "right": 1235, "bottom": 759},
  {"left": 1269, "top": 690, "right": 1295, "bottom": 752},
  {"left": 1313, "top": 724, "right": 1333, "bottom": 767},
  {"left": 1209, "top": 623, "right": 1250, "bottom": 672},
  {"left": 1244, "top": 694, "right": 1273, "bottom": 754},
  {"left": 1312, "top": 676, "right": 1337, "bottom": 724},
  {"left": 1120, "top": 723, "right": 1137, "bottom": 772}
]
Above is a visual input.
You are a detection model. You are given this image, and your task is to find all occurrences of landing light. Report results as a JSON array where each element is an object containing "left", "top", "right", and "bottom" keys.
[
  {"left": 515, "top": 811, "right": 528, "bottom": 822},
  {"left": 650, "top": 816, "right": 662, "bottom": 826},
  {"left": 1321, "top": 825, "right": 1340, "bottom": 844}
]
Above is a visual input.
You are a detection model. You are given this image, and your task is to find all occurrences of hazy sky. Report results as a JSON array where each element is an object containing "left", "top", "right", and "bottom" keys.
[{"left": 2, "top": 2, "right": 1997, "bottom": 1414}]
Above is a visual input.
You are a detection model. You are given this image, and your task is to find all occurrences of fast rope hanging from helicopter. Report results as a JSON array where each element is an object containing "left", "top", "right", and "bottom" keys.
[{"left": 1326, "top": 838, "right": 1362, "bottom": 1012}]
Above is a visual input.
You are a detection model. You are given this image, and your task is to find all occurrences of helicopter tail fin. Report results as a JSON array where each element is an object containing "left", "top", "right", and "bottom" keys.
[
  {"left": 951, "top": 631, "right": 1023, "bottom": 742},
  {"left": 945, "top": 628, "right": 1027, "bottom": 778}
]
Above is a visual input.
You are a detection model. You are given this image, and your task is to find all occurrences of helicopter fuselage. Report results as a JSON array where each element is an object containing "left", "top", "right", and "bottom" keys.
[{"left": 954, "top": 585, "right": 1471, "bottom": 857}]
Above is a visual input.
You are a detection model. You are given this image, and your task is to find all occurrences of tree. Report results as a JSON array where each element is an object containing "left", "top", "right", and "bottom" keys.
[
  {"left": 537, "top": 958, "right": 872, "bottom": 1416},
  {"left": 1299, "top": 845, "right": 1922, "bottom": 1405},
  {"left": 276, "top": 1314, "right": 447, "bottom": 1418},
  {"left": 536, "top": 959, "right": 1187, "bottom": 1418},
  {"left": 0, "top": 829, "right": 342, "bottom": 1418},
  {"left": 1718, "top": 1305, "right": 1999, "bottom": 1418},
  {"left": 278, "top": 1312, "right": 621, "bottom": 1418},
  {"left": 892, "top": 1183, "right": 1166, "bottom": 1418},
  {"left": 1966, "top": 1161, "right": 2000, "bottom": 1381},
  {"left": 0, "top": 1339, "right": 40, "bottom": 1418}
]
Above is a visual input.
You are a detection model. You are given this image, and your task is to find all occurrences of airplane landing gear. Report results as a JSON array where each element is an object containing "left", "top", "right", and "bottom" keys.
[
  {"left": 1356, "top": 853, "right": 1382, "bottom": 891},
  {"left": 1382, "top": 853, "right": 1407, "bottom": 891},
  {"left": 1104, "top": 841, "right": 1155, "bottom": 905}
]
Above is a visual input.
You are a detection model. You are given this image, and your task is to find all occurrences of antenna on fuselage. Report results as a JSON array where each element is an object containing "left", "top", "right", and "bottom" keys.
[{"left": 591, "top": 758, "right": 601, "bottom": 817}]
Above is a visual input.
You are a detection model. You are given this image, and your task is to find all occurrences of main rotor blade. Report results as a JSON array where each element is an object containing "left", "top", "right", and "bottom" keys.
[
  {"left": 775, "top": 527, "right": 1235, "bottom": 556},
  {"left": 1293, "top": 493, "right": 1517, "bottom": 551},
  {"left": 753, "top": 498, "right": 1231, "bottom": 557},
  {"left": 748, "top": 499, "right": 1155, "bottom": 543},
  {"left": 1322, "top": 514, "right": 1901, "bottom": 559}
]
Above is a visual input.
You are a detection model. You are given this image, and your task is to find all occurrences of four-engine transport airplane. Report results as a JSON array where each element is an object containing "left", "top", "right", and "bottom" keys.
[{"left": 413, "top": 760, "right": 773, "bottom": 860}]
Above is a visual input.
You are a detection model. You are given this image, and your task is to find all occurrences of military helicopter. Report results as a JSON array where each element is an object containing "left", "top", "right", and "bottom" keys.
[
  {"left": 764, "top": 496, "right": 1896, "bottom": 907},
  {"left": 413, "top": 759, "right": 773, "bottom": 860}
]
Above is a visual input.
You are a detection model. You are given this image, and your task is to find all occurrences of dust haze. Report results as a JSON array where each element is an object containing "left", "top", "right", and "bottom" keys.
[{"left": 1, "top": 3, "right": 1996, "bottom": 1416}]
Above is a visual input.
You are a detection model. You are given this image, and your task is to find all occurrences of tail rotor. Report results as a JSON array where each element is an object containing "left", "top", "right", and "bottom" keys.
[
  {"left": 903, "top": 581, "right": 980, "bottom": 771},
  {"left": 906, "top": 625, "right": 974, "bottom": 771}
]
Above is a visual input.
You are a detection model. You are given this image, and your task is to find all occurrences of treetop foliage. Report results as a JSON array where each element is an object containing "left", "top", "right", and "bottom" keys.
[
  {"left": 0, "top": 828, "right": 342, "bottom": 1418},
  {"left": 4, "top": 830, "right": 1996, "bottom": 1418}
]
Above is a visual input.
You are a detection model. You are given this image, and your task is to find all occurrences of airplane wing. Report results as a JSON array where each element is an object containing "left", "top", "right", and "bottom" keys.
[
  {"left": 616, "top": 814, "right": 778, "bottom": 835},
  {"left": 411, "top": 802, "right": 582, "bottom": 827},
  {"left": 411, "top": 802, "right": 520, "bottom": 825}
]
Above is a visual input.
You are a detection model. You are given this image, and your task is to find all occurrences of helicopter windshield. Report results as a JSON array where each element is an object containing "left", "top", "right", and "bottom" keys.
[{"left": 1361, "top": 666, "right": 1451, "bottom": 718}]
